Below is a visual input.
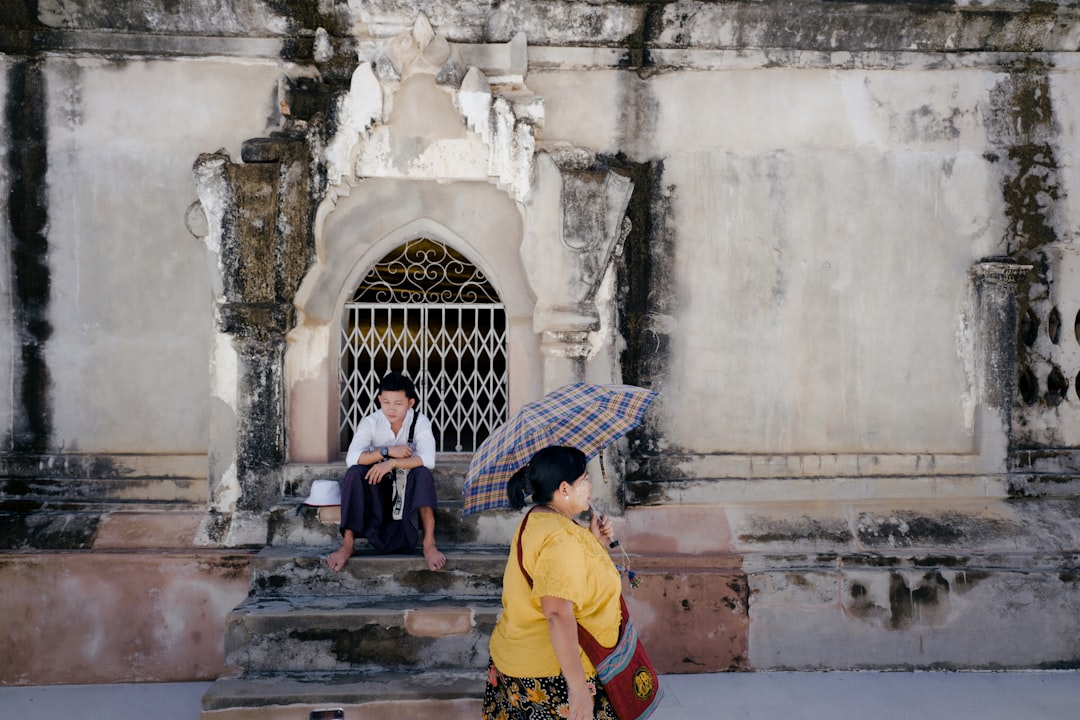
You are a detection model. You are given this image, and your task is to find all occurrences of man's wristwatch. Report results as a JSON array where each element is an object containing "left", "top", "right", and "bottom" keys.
[{"left": 380, "top": 447, "right": 390, "bottom": 461}]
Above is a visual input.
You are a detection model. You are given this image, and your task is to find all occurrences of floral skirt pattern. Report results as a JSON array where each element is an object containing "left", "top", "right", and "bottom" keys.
[{"left": 482, "top": 658, "right": 618, "bottom": 720}]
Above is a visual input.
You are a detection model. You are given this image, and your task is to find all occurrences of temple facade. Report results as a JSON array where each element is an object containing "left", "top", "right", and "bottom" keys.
[{"left": 2, "top": 0, "right": 1079, "bottom": 695}]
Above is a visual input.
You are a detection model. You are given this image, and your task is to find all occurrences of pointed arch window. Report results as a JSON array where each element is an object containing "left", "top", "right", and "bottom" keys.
[{"left": 340, "top": 238, "right": 508, "bottom": 453}]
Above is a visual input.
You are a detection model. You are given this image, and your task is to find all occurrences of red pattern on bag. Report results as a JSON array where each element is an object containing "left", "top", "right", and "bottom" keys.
[{"left": 576, "top": 595, "right": 663, "bottom": 720}]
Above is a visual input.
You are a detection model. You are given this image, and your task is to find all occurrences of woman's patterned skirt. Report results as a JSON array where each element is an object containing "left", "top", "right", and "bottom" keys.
[{"left": 482, "top": 658, "right": 618, "bottom": 720}]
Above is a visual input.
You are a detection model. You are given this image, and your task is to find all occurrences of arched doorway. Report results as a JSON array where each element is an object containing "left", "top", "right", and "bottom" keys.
[
  {"left": 193, "top": 16, "right": 629, "bottom": 543},
  {"left": 339, "top": 237, "right": 508, "bottom": 453}
]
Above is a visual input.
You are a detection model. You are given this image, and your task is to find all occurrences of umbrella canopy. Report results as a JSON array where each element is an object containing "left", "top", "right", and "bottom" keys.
[{"left": 462, "top": 382, "right": 659, "bottom": 515}]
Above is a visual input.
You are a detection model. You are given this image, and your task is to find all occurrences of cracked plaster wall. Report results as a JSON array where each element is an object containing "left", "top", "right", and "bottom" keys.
[
  {"left": 533, "top": 65, "right": 1015, "bottom": 456},
  {"left": 0, "top": 0, "right": 1073, "bottom": 473},
  {"left": 749, "top": 563, "right": 1080, "bottom": 670},
  {"left": 2, "top": 0, "right": 1080, "bottom": 676},
  {"left": 1, "top": 54, "right": 300, "bottom": 455}
]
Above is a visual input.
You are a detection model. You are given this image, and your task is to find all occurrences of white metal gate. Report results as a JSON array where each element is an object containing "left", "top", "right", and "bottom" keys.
[{"left": 339, "top": 239, "right": 508, "bottom": 453}]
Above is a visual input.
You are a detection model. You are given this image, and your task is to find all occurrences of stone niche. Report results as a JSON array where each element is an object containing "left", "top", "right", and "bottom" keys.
[{"left": 192, "top": 15, "right": 637, "bottom": 544}]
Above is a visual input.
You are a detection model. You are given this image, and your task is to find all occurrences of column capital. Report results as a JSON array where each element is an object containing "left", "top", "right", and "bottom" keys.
[{"left": 970, "top": 258, "right": 1032, "bottom": 287}]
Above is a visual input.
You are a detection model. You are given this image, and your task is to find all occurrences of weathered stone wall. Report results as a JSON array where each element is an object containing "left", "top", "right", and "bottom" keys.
[
  {"left": 0, "top": 55, "right": 12, "bottom": 451},
  {"left": 3, "top": 0, "right": 1076, "bottom": 484},
  {"left": 0, "top": 551, "right": 251, "bottom": 684},
  {"left": 2, "top": 0, "right": 1079, "bottom": 681},
  {"left": 0, "top": 53, "right": 307, "bottom": 456},
  {"left": 531, "top": 66, "right": 994, "bottom": 455}
]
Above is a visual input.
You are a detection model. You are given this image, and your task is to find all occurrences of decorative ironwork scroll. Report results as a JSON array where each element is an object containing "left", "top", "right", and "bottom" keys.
[{"left": 350, "top": 238, "right": 500, "bottom": 305}]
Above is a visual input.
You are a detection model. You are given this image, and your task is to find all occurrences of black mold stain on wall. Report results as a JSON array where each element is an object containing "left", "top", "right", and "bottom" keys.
[
  {"left": 263, "top": 0, "right": 339, "bottom": 34},
  {"left": 5, "top": 57, "right": 53, "bottom": 452},
  {"left": 1000, "top": 69, "right": 1059, "bottom": 259},
  {"left": 989, "top": 64, "right": 1067, "bottom": 440},
  {"left": 888, "top": 571, "right": 952, "bottom": 630},
  {"left": 0, "top": 0, "right": 40, "bottom": 29},
  {"left": 610, "top": 157, "right": 674, "bottom": 452}
]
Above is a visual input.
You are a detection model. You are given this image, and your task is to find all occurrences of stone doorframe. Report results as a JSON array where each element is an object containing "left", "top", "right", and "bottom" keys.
[{"left": 192, "top": 16, "right": 634, "bottom": 545}]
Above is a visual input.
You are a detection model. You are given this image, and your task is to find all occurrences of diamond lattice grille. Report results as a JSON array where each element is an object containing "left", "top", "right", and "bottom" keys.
[{"left": 340, "top": 239, "right": 508, "bottom": 453}]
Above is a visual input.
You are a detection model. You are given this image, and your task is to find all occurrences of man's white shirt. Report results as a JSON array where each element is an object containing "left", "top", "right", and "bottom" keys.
[{"left": 345, "top": 408, "right": 436, "bottom": 468}]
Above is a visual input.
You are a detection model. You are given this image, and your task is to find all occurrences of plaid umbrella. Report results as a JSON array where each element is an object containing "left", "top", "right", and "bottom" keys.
[{"left": 462, "top": 383, "right": 659, "bottom": 515}]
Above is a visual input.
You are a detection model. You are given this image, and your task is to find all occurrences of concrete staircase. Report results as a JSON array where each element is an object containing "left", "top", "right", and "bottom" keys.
[{"left": 201, "top": 455, "right": 519, "bottom": 720}]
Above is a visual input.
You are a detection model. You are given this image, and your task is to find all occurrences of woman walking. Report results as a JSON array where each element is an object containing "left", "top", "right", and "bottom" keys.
[{"left": 482, "top": 445, "right": 620, "bottom": 720}]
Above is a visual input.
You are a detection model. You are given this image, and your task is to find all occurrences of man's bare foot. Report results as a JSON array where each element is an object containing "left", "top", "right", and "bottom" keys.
[
  {"left": 327, "top": 543, "right": 353, "bottom": 572},
  {"left": 423, "top": 543, "right": 446, "bottom": 571}
]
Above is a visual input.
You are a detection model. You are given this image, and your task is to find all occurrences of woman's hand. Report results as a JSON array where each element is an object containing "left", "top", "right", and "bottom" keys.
[
  {"left": 590, "top": 509, "right": 614, "bottom": 545},
  {"left": 566, "top": 681, "right": 595, "bottom": 720}
]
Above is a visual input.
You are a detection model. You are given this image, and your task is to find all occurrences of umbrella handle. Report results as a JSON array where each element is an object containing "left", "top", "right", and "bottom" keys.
[
  {"left": 594, "top": 460, "right": 620, "bottom": 547},
  {"left": 590, "top": 503, "right": 640, "bottom": 589},
  {"left": 589, "top": 503, "right": 620, "bottom": 549}
]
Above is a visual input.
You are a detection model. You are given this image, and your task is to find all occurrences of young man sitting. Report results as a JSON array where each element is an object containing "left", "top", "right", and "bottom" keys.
[{"left": 327, "top": 372, "right": 446, "bottom": 572}]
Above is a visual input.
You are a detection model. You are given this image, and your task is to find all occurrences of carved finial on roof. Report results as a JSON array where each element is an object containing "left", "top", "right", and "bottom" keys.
[{"left": 386, "top": 13, "right": 451, "bottom": 79}]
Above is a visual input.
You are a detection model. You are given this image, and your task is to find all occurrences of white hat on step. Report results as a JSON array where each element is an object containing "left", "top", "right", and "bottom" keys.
[{"left": 302, "top": 479, "right": 341, "bottom": 506}]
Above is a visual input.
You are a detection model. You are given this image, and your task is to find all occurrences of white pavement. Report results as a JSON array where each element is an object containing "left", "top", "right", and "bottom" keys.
[{"left": 0, "top": 671, "right": 1077, "bottom": 720}]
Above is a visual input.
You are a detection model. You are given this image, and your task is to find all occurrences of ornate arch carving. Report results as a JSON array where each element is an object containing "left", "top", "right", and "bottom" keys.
[{"left": 191, "top": 14, "right": 635, "bottom": 544}]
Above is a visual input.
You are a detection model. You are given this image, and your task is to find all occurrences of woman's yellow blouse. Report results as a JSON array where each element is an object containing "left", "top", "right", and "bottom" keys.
[{"left": 490, "top": 510, "right": 623, "bottom": 678}]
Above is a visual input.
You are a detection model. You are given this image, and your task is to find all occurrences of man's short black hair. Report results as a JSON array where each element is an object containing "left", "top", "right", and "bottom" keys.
[{"left": 379, "top": 371, "right": 418, "bottom": 401}]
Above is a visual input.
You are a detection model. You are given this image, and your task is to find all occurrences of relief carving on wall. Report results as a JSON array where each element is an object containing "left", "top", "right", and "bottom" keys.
[
  {"left": 318, "top": 14, "right": 542, "bottom": 207},
  {"left": 312, "top": 13, "right": 635, "bottom": 378}
]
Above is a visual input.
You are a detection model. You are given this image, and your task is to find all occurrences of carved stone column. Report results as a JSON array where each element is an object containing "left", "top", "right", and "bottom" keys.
[
  {"left": 970, "top": 259, "right": 1031, "bottom": 470},
  {"left": 522, "top": 152, "right": 633, "bottom": 389},
  {"left": 522, "top": 152, "right": 634, "bottom": 510},
  {"left": 192, "top": 133, "right": 315, "bottom": 545}
]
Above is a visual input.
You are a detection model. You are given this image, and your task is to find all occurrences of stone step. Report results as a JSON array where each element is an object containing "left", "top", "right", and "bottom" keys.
[
  {"left": 225, "top": 595, "right": 501, "bottom": 674},
  {"left": 271, "top": 455, "right": 520, "bottom": 548},
  {"left": 267, "top": 499, "right": 521, "bottom": 548},
  {"left": 249, "top": 545, "right": 508, "bottom": 598},
  {"left": 201, "top": 669, "right": 484, "bottom": 720},
  {"left": 283, "top": 455, "right": 472, "bottom": 501}
]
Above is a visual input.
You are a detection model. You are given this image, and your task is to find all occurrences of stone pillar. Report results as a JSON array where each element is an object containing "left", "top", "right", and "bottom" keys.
[
  {"left": 522, "top": 152, "right": 634, "bottom": 391},
  {"left": 193, "top": 132, "right": 315, "bottom": 546},
  {"left": 522, "top": 152, "right": 634, "bottom": 510},
  {"left": 209, "top": 303, "right": 291, "bottom": 543},
  {"left": 970, "top": 259, "right": 1031, "bottom": 470}
]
